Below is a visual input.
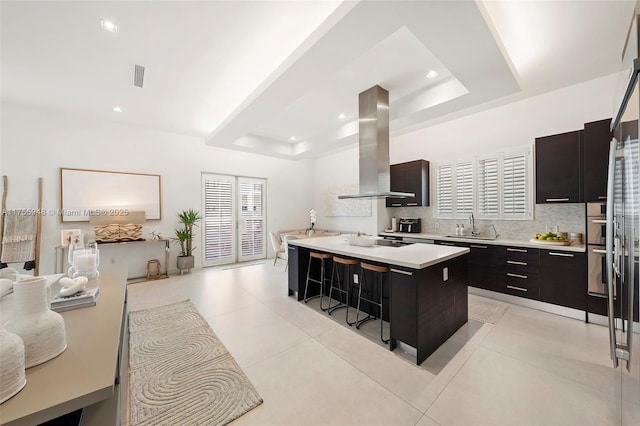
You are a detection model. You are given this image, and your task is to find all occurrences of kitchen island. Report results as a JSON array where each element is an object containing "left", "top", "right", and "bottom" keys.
[{"left": 287, "top": 236, "right": 469, "bottom": 364}]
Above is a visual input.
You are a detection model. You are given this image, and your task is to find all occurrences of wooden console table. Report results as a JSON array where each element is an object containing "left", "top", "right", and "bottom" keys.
[
  {"left": 54, "top": 239, "right": 170, "bottom": 282},
  {"left": 0, "top": 270, "right": 128, "bottom": 425}
]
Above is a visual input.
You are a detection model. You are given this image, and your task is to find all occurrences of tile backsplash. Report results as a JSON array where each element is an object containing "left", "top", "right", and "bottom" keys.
[{"left": 391, "top": 204, "right": 585, "bottom": 241}]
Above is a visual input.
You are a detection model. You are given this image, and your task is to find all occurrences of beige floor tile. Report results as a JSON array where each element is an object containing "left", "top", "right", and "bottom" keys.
[
  {"left": 235, "top": 339, "right": 423, "bottom": 425},
  {"left": 415, "top": 414, "right": 442, "bottom": 426},
  {"left": 206, "top": 302, "right": 311, "bottom": 369},
  {"left": 427, "top": 347, "right": 621, "bottom": 426}
]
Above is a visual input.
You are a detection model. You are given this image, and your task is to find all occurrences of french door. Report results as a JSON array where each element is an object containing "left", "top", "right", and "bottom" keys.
[{"left": 201, "top": 174, "right": 266, "bottom": 266}]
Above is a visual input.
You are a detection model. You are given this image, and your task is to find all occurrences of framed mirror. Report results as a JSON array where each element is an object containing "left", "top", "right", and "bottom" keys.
[{"left": 60, "top": 168, "right": 161, "bottom": 223}]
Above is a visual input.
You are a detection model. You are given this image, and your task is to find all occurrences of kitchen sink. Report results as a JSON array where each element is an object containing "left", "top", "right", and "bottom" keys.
[{"left": 444, "top": 235, "right": 498, "bottom": 241}]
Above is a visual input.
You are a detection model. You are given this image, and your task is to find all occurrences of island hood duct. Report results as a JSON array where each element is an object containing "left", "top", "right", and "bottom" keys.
[{"left": 338, "top": 85, "right": 414, "bottom": 199}]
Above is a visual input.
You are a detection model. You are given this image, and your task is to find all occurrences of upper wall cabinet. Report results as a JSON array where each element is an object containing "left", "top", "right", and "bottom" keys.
[
  {"left": 583, "top": 118, "right": 612, "bottom": 202},
  {"left": 386, "top": 160, "right": 430, "bottom": 207},
  {"left": 535, "top": 130, "right": 583, "bottom": 203}
]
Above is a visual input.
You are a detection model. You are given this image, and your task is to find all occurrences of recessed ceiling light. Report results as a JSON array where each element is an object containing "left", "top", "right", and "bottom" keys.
[
  {"left": 426, "top": 70, "right": 438, "bottom": 79},
  {"left": 290, "top": 136, "right": 296, "bottom": 141},
  {"left": 113, "top": 106, "right": 123, "bottom": 113},
  {"left": 338, "top": 113, "right": 346, "bottom": 119},
  {"left": 101, "top": 20, "right": 119, "bottom": 33}
]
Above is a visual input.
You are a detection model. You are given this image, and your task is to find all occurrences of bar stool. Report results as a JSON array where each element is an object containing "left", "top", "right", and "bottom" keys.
[
  {"left": 327, "top": 256, "right": 359, "bottom": 325},
  {"left": 355, "top": 261, "right": 390, "bottom": 343},
  {"left": 303, "top": 252, "right": 332, "bottom": 309}
]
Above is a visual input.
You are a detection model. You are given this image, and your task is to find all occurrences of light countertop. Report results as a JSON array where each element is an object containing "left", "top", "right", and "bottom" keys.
[
  {"left": 379, "top": 232, "right": 586, "bottom": 253},
  {"left": 288, "top": 235, "right": 469, "bottom": 269}
]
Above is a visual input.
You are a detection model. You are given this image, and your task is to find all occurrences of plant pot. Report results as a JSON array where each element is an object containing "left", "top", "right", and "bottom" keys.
[{"left": 177, "top": 255, "right": 194, "bottom": 275}]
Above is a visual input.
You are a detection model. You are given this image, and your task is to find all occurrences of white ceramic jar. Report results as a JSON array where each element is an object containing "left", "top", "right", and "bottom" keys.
[
  {"left": 5, "top": 276, "right": 67, "bottom": 368},
  {"left": 0, "top": 328, "right": 26, "bottom": 403}
]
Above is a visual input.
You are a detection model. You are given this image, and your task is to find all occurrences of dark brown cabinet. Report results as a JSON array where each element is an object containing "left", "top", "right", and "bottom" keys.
[
  {"left": 535, "top": 130, "right": 584, "bottom": 203},
  {"left": 498, "top": 246, "right": 541, "bottom": 300},
  {"left": 540, "top": 250, "right": 587, "bottom": 310},
  {"left": 434, "top": 240, "right": 499, "bottom": 292},
  {"left": 583, "top": 118, "right": 612, "bottom": 202},
  {"left": 389, "top": 254, "right": 467, "bottom": 364},
  {"left": 386, "top": 160, "right": 429, "bottom": 207}
]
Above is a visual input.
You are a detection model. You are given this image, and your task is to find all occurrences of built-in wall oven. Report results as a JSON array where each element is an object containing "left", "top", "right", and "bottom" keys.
[{"left": 587, "top": 202, "right": 612, "bottom": 297}]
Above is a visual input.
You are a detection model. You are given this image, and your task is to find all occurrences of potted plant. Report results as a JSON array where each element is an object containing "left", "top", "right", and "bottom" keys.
[{"left": 173, "top": 208, "right": 202, "bottom": 274}]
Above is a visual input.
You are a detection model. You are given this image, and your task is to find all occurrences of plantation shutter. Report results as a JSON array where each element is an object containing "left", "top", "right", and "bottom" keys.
[
  {"left": 477, "top": 157, "right": 499, "bottom": 218},
  {"left": 436, "top": 164, "right": 453, "bottom": 217},
  {"left": 455, "top": 161, "right": 474, "bottom": 217},
  {"left": 238, "top": 177, "right": 266, "bottom": 261},
  {"left": 502, "top": 153, "right": 528, "bottom": 218},
  {"left": 202, "top": 174, "right": 235, "bottom": 265}
]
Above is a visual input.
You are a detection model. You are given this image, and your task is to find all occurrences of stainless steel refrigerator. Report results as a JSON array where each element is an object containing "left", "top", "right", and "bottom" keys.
[{"left": 608, "top": 11, "right": 640, "bottom": 424}]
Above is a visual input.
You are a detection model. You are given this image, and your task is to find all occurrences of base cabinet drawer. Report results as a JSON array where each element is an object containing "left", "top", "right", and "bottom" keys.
[{"left": 499, "top": 271, "right": 540, "bottom": 300}]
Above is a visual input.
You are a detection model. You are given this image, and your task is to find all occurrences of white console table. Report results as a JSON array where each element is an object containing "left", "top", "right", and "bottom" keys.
[{"left": 54, "top": 239, "right": 170, "bottom": 282}]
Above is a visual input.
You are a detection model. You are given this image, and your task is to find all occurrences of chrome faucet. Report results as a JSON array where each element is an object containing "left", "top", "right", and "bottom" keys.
[
  {"left": 469, "top": 213, "right": 480, "bottom": 236},
  {"left": 489, "top": 224, "right": 499, "bottom": 239}
]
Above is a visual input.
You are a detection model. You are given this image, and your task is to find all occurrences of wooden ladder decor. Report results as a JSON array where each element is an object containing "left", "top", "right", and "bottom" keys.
[{"left": 0, "top": 175, "right": 43, "bottom": 276}]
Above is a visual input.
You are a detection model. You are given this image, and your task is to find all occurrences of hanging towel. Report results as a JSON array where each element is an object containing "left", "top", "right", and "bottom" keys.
[{"left": 1, "top": 210, "right": 36, "bottom": 263}]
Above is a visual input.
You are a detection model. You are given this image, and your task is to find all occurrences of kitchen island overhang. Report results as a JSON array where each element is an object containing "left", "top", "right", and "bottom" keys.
[{"left": 287, "top": 236, "right": 470, "bottom": 365}]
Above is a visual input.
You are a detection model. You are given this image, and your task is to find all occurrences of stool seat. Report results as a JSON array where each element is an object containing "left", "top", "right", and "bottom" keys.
[
  {"left": 355, "top": 262, "right": 390, "bottom": 344},
  {"left": 327, "top": 256, "right": 359, "bottom": 325},
  {"left": 333, "top": 256, "right": 359, "bottom": 265},
  {"left": 310, "top": 252, "right": 332, "bottom": 259},
  {"left": 303, "top": 252, "right": 332, "bottom": 309},
  {"left": 360, "top": 262, "right": 390, "bottom": 273}
]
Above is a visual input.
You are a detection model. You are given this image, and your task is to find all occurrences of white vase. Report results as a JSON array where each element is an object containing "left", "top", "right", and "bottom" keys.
[
  {"left": 0, "top": 328, "right": 26, "bottom": 403},
  {"left": 5, "top": 276, "right": 67, "bottom": 368}
]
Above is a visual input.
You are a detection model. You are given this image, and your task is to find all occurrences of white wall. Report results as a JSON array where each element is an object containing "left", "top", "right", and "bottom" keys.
[
  {"left": 311, "top": 72, "right": 621, "bottom": 236},
  {"left": 392, "top": 72, "right": 621, "bottom": 164},
  {"left": 0, "top": 103, "right": 314, "bottom": 275}
]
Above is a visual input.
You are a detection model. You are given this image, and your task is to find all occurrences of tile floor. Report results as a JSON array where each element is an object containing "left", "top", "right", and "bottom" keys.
[{"left": 125, "top": 262, "right": 639, "bottom": 426}]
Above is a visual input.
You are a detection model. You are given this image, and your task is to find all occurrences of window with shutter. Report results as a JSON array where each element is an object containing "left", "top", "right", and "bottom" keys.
[
  {"left": 202, "top": 174, "right": 267, "bottom": 266},
  {"left": 203, "top": 175, "right": 235, "bottom": 265},
  {"left": 477, "top": 157, "right": 499, "bottom": 218},
  {"left": 502, "top": 153, "right": 528, "bottom": 218},
  {"left": 238, "top": 178, "right": 266, "bottom": 261},
  {"left": 433, "top": 148, "right": 532, "bottom": 220},
  {"left": 455, "top": 161, "right": 474, "bottom": 218},
  {"left": 436, "top": 164, "right": 453, "bottom": 217}
]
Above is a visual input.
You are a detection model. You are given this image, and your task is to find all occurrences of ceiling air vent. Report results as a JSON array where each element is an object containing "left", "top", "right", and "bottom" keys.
[{"left": 134, "top": 64, "right": 145, "bottom": 88}]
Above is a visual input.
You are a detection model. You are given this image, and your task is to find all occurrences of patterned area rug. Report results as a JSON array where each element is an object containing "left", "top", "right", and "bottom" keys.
[
  {"left": 468, "top": 295, "right": 509, "bottom": 324},
  {"left": 128, "top": 300, "right": 263, "bottom": 425}
]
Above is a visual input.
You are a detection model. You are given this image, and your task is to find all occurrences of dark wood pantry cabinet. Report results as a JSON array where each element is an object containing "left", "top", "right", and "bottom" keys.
[
  {"left": 583, "top": 118, "right": 612, "bottom": 202},
  {"left": 535, "top": 130, "right": 584, "bottom": 203},
  {"left": 386, "top": 160, "right": 429, "bottom": 207}
]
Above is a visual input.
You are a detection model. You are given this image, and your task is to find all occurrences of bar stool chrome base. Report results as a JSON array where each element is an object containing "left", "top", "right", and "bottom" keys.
[
  {"left": 327, "top": 256, "right": 359, "bottom": 325},
  {"left": 354, "top": 261, "right": 390, "bottom": 344},
  {"left": 303, "top": 252, "right": 332, "bottom": 311}
]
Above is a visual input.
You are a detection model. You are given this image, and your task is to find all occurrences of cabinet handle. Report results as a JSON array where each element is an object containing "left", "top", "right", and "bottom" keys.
[
  {"left": 390, "top": 268, "right": 413, "bottom": 276},
  {"left": 598, "top": 196, "right": 607, "bottom": 200},
  {"left": 470, "top": 245, "right": 488, "bottom": 249},
  {"left": 289, "top": 247, "right": 296, "bottom": 251},
  {"left": 545, "top": 198, "right": 570, "bottom": 202},
  {"left": 507, "top": 248, "right": 527, "bottom": 253},
  {"left": 391, "top": 203, "right": 401, "bottom": 207},
  {"left": 507, "top": 260, "right": 527, "bottom": 266},
  {"left": 507, "top": 272, "right": 528, "bottom": 279},
  {"left": 592, "top": 249, "right": 607, "bottom": 254},
  {"left": 549, "top": 252, "right": 574, "bottom": 257},
  {"left": 507, "top": 285, "right": 528, "bottom": 292},
  {"left": 406, "top": 203, "right": 418, "bottom": 206},
  {"left": 591, "top": 219, "right": 606, "bottom": 224}
]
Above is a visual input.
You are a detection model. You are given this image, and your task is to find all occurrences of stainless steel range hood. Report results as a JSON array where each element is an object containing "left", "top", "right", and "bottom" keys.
[{"left": 338, "top": 85, "right": 414, "bottom": 199}]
